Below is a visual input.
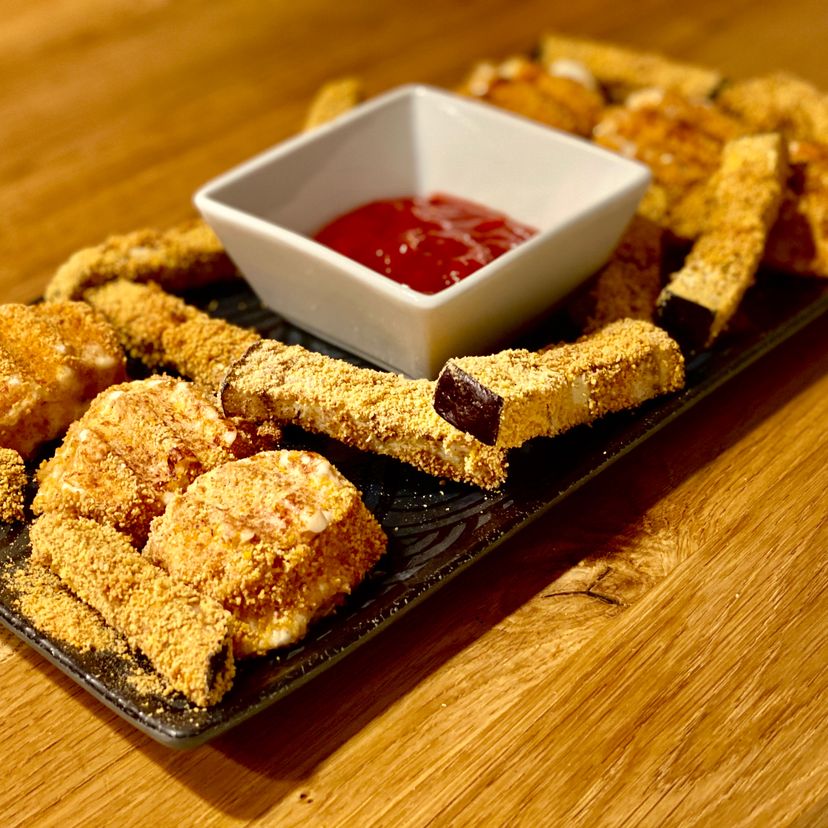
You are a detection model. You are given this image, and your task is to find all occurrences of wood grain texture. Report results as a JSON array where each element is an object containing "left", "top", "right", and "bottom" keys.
[{"left": 0, "top": 1, "right": 826, "bottom": 826}]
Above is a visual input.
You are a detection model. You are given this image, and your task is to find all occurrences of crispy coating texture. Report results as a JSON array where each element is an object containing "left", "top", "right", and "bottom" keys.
[
  {"left": 86, "top": 279, "right": 261, "bottom": 388},
  {"left": 765, "top": 140, "right": 828, "bottom": 277},
  {"left": 33, "top": 376, "right": 253, "bottom": 544},
  {"left": 0, "top": 302, "right": 126, "bottom": 458},
  {"left": 657, "top": 133, "right": 788, "bottom": 348},
  {"left": 459, "top": 56, "right": 605, "bottom": 137},
  {"left": 581, "top": 215, "right": 664, "bottom": 333},
  {"left": 539, "top": 32, "right": 724, "bottom": 101},
  {"left": 45, "top": 219, "right": 237, "bottom": 302},
  {"left": 303, "top": 77, "right": 363, "bottom": 130},
  {"left": 220, "top": 341, "right": 509, "bottom": 489},
  {"left": 594, "top": 89, "right": 746, "bottom": 240},
  {"left": 716, "top": 72, "right": 828, "bottom": 143},
  {"left": 434, "top": 320, "right": 684, "bottom": 448},
  {"left": 145, "top": 450, "right": 387, "bottom": 657},
  {"left": 30, "top": 513, "right": 235, "bottom": 706},
  {"left": 85, "top": 281, "right": 504, "bottom": 487},
  {"left": 0, "top": 448, "right": 26, "bottom": 522}
]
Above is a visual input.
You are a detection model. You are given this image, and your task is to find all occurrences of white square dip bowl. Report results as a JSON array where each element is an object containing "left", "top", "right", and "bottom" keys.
[{"left": 195, "top": 84, "right": 650, "bottom": 378}]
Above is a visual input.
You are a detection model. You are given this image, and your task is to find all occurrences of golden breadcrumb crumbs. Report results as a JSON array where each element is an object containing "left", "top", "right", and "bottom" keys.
[
  {"left": 0, "top": 448, "right": 26, "bottom": 523},
  {"left": 716, "top": 72, "right": 828, "bottom": 143},
  {"left": 145, "top": 450, "right": 387, "bottom": 657},
  {"left": 658, "top": 133, "right": 788, "bottom": 345},
  {"left": 220, "top": 341, "right": 509, "bottom": 489},
  {"left": 45, "top": 219, "right": 236, "bottom": 302},
  {"left": 593, "top": 88, "right": 746, "bottom": 240},
  {"left": 9, "top": 560, "right": 127, "bottom": 654},
  {"left": 0, "top": 302, "right": 126, "bottom": 458},
  {"left": 436, "top": 319, "right": 684, "bottom": 448},
  {"left": 30, "top": 513, "right": 236, "bottom": 707}
]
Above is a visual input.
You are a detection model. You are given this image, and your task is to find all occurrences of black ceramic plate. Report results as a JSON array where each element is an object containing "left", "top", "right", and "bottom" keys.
[{"left": 0, "top": 270, "right": 826, "bottom": 748}]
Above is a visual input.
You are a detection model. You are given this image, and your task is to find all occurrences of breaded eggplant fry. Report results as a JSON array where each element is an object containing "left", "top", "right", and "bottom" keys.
[
  {"left": 539, "top": 32, "right": 724, "bottom": 101},
  {"left": 656, "top": 133, "right": 788, "bottom": 351},
  {"left": 86, "top": 279, "right": 261, "bottom": 388},
  {"left": 433, "top": 319, "right": 684, "bottom": 448},
  {"left": 580, "top": 215, "right": 664, "bottom": 333},
  {"left": 30, "top": 513, "right": 235, "bottom": 706},
  {"left": 45, "top": 219, "right": 236, "bottom": 302},
  {"left": 85, "top": 281, "right": 506, "bottom": 488},
  {"left": 0, "top": 448, "right": 26, "bottom": 522},
  {"left": 0, "top": 302, "right": 125, "bottom": 458},
  {"left": 33, "top": 376, "right": 254, "bottom": 544},
  {"left": 145, "top": 450, "right": 387, "bottom": 657},
  {"left": 303, "top": 77, "right": 364, "bottom": 130},
  {"left": 220, "top": 341, "right": 509, "bottom": 489},
  {"left": 716, "top": 72, "right": 828, "bottom": 143}
]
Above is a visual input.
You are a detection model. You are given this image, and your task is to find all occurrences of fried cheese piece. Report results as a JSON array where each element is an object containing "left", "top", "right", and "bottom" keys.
[
  {"left": 30, "top": 513, "right": 235, "bottom": 706},
  {"left": 220, "top": 341, "right": 509, "bottom": 489},
  {"left": 538, "top": 32, "right": 724, "bottom": 102},
  {"left": 86, "top": 279, "right": 261, "bottom": 388},
  {"left": 145, "top": 450, "right": 387, "bottom": 657},
  {"left": 764, "top": 140, "right": 828, "bottom": 278},
  {"left": 580, "top": 215, "right": 664, "bottom": 334},
  {"left": 459, "top": 55, "right": 605, "bottom": 137},
  {"left": 656, "top": 133, "right": 788, "bottom": 352},
  {"left": 0, "top": 302, "right": 126, "bottom": 458},
  {"left": 45, "top": 219, "right": 237, "bottom": 302},
  {"left": 0, "top": 448, "right": 26, "bottom": 522},
  {"left": 593, "top": 88, "right": 746, "bottom": 240},
  {"left": 33, "top": 376, "right": 254, "bottom": 544},
  {"left": 303, "top": 77, "right": 364, "bottom": 130},
  {"left": 433, "top": 319, "right": 684, "bottom": 448},
  {"left": 716, "top": 72, "right": 828, "bottom": 144}
]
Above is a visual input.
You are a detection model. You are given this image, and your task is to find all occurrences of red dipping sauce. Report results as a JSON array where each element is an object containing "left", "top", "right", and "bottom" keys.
[{"left": 313, "top": 193, "right": 537, "bottom": 295}]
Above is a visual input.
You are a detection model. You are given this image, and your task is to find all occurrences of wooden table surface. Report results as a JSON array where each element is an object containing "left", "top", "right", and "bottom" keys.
[{"left": 1, "top": 1, "right": 827, "bottom": 826}]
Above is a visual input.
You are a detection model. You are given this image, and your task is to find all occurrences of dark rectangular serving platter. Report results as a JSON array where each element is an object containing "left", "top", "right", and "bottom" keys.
[{"left": 0, "top": 269, "right": 825, "bottom": 748}]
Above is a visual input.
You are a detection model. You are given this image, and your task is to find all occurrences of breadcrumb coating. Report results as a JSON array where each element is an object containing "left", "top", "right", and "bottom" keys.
[
  {"left": 582, "top": 215, "right": 664, "bottom": 333},
  {"left": 145, "top": 450, "right": 387, "bottom": 657},
  {"left": 33, "top": 376, "right": 253, "bottom": 544},
  {"left": 0, "top": 302, "right": 126, "bottom": 458},
  {"left": 85, "top": 280, "right": 261, "bottom": 388},
  {"left": 45, "top": 219, "right": 236, "bottom": 302},
  {"left": 85, "top": 280, "right": 504, "bottom": 488},
  {"left": 30, "top": 513, "right": 235, "bottom": 706},
  {"left": 716, "top": 72, "right": 828, "bottom": 143},
  {"left": 593, "top": 88, "right": 746, "bottom": 240},
  {"left": 539, "top": 32, "right": 724, "bottom": 101},
  {"left": 657, "top": 133, "right": 788, "bottom": 349},
  {"left": 0, "top": 448, "right": 26, "bottom": 522},
  {"left": 434, "top": 319, "right": 684, "bottom": 448},
  {"left": 303, "top": 77, "right": 363, "bottom": 130},
  {"left": 459, "top": 56, "right": 605, "bottom": 137},
  {"left": 220, "top": 341, "right": 509, "bottom": 489},
  {"left": 765, "top": 139, "right": 828, "bottom": 278}
]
